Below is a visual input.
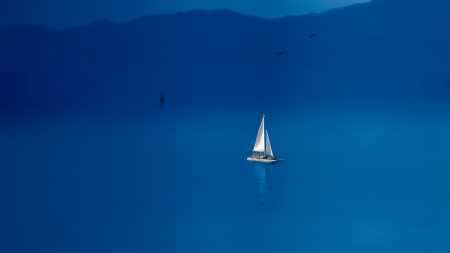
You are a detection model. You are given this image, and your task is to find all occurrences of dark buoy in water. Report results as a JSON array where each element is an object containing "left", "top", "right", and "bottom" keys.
[{"left": 160, "top": 93, "right": 165, "bottom": 106}]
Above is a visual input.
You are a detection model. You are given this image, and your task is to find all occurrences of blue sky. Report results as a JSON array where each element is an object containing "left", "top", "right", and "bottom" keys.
[{"left": 0, "top": 0, "right": 369, "bottom": 29}]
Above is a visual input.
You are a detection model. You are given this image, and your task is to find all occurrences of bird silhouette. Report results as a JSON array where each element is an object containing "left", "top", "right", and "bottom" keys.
[
  {"left": 307, "top": 34, "right": 316, "bottom": 39},
  {"left": 276, "top": 51, "right": 284, "bottom": 56},
  {"left": 160, "top": 93, "right": 165, "bottom": 106}
]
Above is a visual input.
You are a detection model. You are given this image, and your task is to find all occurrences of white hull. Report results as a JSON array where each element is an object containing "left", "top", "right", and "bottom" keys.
[{"left": 247, "top": 157, "right": 277, "bottom": 163}]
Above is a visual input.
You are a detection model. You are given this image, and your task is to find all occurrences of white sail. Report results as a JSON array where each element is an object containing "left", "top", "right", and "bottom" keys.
[
  {"left": 265, "top": 130, "right": 273, "bottom": 156},
  {"left": 253, "top": 115, "right": 265, "bottom": 152}
]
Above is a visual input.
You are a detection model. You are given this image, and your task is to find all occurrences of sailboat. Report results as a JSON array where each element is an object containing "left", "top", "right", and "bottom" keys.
[{"left": 247, "top": 115, "right": 278, "bottom": 163}]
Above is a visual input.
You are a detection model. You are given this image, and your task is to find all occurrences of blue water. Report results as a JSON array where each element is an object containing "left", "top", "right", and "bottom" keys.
[{"left": 1, "top": 72, "right": 450, "bottom": 252}]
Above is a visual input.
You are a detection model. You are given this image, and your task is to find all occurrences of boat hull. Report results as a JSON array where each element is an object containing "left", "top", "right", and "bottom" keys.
[{"left": 247, "top": 157, "right": 277, "bottom": 163}]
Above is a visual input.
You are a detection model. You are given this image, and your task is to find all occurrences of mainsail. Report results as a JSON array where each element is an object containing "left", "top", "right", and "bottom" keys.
[
  {"left": 253, "top": 115, "right": 265, "bottom": 152},
  {"left": 265, "top": 130, "right": 273, "bottom": 156}
]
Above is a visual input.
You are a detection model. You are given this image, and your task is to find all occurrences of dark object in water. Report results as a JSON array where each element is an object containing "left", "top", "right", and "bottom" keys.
[
  {"left": 307, "top": 34, "right": 316, "bottom": 38},
  {"left": 276, "top": 51, "right": 284, "bottom": 56},
  {"left": 160, "top": 93, "right": 165, "bottom": 106}
]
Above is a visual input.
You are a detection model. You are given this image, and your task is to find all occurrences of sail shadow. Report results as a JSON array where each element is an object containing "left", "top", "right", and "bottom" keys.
[{"left": 253, "top": 163, "right": 274, "bottom": 202}]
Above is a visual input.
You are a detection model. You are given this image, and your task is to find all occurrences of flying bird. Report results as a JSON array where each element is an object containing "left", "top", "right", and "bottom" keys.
[
  {"left": 160, "top": 93, "right": 165, "bottom": 106},
  {"left": 307, "top": 34, "right": 316, "bottom": 39},
  {"left": 276, "top": 51, "right": 284, "bottom": 56}
]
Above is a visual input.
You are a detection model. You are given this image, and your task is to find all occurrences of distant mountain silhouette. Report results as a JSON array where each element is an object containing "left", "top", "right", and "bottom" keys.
[
  {"left": 1, "top": 0, "right": 450, "bottom": 73},
  {"left": 2, "top": 0, "right": 450, "bottom": 115}
]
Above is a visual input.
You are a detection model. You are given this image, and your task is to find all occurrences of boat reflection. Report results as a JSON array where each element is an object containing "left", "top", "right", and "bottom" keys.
[{"left": 253, "top": 163, "right": 273, "bottom": 202}]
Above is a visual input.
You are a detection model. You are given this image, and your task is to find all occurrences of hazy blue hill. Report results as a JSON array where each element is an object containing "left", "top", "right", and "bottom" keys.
[
  {"left": 2, "top": 0, "right": 450, "bottom": 115},
  {"left": 1, "top": 0, "right": 450, "bottom": 73}
]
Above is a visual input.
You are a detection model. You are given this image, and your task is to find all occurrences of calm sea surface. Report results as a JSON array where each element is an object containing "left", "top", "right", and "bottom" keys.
[{"left": 1, "top": 72, "right": 450, "bottom": 252}]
